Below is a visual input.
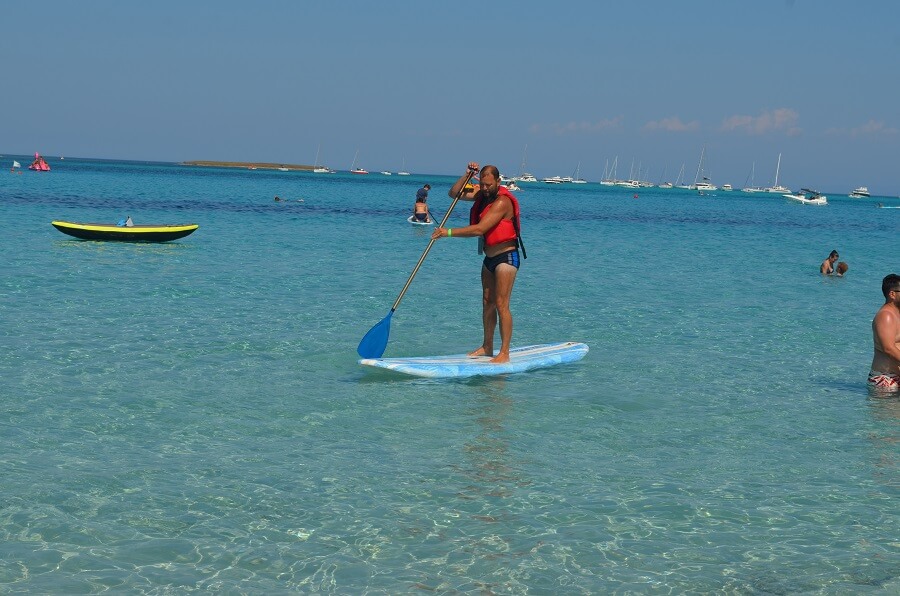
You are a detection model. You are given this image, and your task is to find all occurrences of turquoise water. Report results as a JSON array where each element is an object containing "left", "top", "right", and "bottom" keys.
[{"left": 1, "top": 158, "right": 898, "bottom": 593}]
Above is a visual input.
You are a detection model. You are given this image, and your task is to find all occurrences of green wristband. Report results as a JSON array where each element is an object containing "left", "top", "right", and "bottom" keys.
[{"left": 447, "top": 228, "right": 452, "bottom": 237}]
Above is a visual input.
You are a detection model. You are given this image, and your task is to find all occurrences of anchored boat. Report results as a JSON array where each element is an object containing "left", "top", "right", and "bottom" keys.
[
  {"left": 51, "top": 220, "right": 199, "bottom": 242},
  {"left": 782, "top": 189, "right": 827, "bottom": 205}
]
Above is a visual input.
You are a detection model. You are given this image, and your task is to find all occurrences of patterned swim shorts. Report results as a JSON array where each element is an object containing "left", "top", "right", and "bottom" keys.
[{"left": 867, "top": 370, "right": 900, "bottom": 391}]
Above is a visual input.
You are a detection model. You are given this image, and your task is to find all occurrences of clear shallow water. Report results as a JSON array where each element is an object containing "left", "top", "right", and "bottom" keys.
[{"left": 1, "top": 158, "right": 898, "bottom": 593}]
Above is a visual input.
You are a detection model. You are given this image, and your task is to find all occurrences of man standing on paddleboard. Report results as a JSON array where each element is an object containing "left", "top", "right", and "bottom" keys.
[
  {"left": 869, "top": 273, "right": 900, "bottom": 392},
  {"left": 432, "top": 163, "right": 525, "bottom": 364}
]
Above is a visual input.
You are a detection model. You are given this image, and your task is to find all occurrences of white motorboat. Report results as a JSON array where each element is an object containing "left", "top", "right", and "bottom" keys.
[
  {"left": 518, "top": 173, "right": 538, "bottom": 182},
  {"left": 849, "top": 186, "right": 870, "bottom": 198},
  {"left": 542, "top": 176, "right": 564, "bottom": 184},
  {"left": 721, "top": 184, "right": 733, "bottom": 191},
  {"left": 616, "top": 179, "right": 640, "bottom": 188},
  {"left": 694, "top": 181, "right": 718, "bottom": 192},
  {"left": 380, "top": 171, "right": 392, "bottom": 175},
  {"left": 783, "top": 188, "right": 827, "bottom": 205}
]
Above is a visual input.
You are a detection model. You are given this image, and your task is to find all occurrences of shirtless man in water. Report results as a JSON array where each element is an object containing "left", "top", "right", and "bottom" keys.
[
  {"left": 432, "top": 163, "right": 522, "bottom": 363},
  {"left": 869, "top": 274, "right": 900, "bottom": 391}
]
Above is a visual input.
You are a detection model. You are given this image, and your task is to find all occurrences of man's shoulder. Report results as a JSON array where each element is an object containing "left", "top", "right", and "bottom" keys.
[{"left": 875, "top": 304, "right": 900, "bottom": 323}]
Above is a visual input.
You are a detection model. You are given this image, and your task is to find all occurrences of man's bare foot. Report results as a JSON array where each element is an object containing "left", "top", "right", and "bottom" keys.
[
  {"left": 489, "top": 353, "right": 510, "bottom": 364},
  {"left": 468, "top": 346, "right": 493, "bottom": 358}
]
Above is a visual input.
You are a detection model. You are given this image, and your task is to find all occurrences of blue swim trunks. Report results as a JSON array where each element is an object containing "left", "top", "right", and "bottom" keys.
[{"left": 482, "top": 249, "right": 520, "bottom": 273}]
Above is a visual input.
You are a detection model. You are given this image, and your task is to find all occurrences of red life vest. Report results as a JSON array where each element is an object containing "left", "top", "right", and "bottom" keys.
[{"left": 469, "top": 186, "right": 523, "bottom": 250}]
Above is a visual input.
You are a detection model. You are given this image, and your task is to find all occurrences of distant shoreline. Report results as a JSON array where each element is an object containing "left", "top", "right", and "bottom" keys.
[{"left": 181, "top": 160, "right": 315, "bottom": 171}]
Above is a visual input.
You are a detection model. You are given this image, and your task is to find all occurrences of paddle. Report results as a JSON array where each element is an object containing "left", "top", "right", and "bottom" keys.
[{"left": 357, "top": 168, "right": 476, "bottom": 358}]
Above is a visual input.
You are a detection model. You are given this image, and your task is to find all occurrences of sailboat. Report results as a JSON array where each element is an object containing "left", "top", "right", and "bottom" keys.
[
  {"left": 571, "top": 161, "right": 587, "bottom": 183},
  {"left": 397, "top": 158, "right": 410, "bottom": 176},
  {"left": 741, "top": 162, "right": 764, "bottom": 192},
  {"left": 312, "top": 144, "right": 332, "bottom": 173},
  {"left": 616, "top": 157, "right": 639, "bottom": 187},
  {"left": 349, "top": 150, "right": 368, "bottom": 174},
  {"left": 674, "top": 163, "right": 690, "bottom": 189},
  {"left": 517, "top": 145, "right": 538, "bottom": 182},
  {"left": 690, "top": 147, "right": 716, "bottom": 191},
  {"left": 600, "top": 156, "right": 616, "bottom": 185},
  {"left": 764, "top": 153, "right": 790, "bottom": 194},
  {"left": 657, "top": 164, "right": 673, "bottom": 189}
]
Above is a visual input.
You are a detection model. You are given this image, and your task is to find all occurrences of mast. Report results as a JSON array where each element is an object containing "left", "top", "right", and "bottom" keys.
[
  {"left": 519, "top": 144, "right": 528, "bottom": 176},
  {"left": 774, "top": 153, "right": 782, "bottom": 186},
  {"left": 693, "top": 147, "right": 705, "bottom": 185}
]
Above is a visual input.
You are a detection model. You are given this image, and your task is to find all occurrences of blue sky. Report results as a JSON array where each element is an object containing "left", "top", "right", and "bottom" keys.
[{"left": 3, "top": 1, "right": 899, "bottom": 194}]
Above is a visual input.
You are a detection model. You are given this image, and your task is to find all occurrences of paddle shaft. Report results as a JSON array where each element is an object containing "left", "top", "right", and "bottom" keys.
[{"left": 390, "top": 170, "right": 475, "bottom": 311}]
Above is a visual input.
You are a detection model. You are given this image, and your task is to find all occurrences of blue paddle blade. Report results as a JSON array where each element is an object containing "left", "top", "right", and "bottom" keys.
[{"left": 357, "top": 310, "right": 393, "bottom": 358}]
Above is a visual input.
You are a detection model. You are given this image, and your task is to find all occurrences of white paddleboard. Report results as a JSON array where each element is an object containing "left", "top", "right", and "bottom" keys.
[
  {"left": 359, "top": 342, "right": 588, "bottom": 378},
  {"left": 407, "top": 215, "right": 434, "bottom": 226}
]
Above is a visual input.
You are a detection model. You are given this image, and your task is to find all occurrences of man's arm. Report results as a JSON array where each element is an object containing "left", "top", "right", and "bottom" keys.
[{"left": 448, "top": 162, "right": 479, "bottom": 202}]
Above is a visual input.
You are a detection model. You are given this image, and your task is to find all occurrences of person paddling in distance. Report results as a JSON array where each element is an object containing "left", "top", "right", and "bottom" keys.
[
  {"left": 432, "top": 162, "right": 525, "bottom": 364},
  {"left": 413, "top": 184, "right": 431, "bottom": 223},
  {"left": 869, "top": 274, "right": 900, "bottom": 392}
]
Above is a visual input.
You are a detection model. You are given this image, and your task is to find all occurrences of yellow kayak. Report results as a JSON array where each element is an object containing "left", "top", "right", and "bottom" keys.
[{"left": 51, "top": 220, "right": 199, "bottom": 242}]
